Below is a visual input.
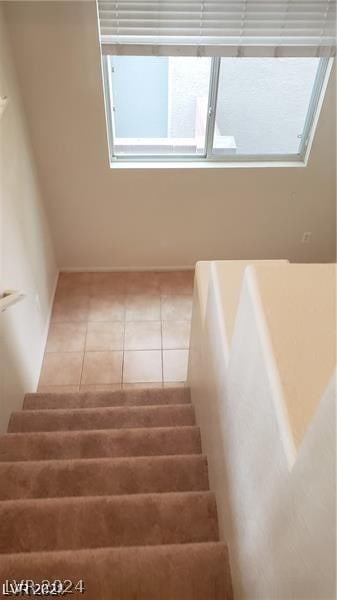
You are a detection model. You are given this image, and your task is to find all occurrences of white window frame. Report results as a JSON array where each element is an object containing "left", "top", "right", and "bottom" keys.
[{"left": 101, "top": 55, "right": 333, "bottom": 167}]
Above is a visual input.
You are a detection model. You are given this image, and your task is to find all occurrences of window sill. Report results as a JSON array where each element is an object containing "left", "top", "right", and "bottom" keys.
[{"left": 109, "top": 159, "right": 307, "bottom": 169}]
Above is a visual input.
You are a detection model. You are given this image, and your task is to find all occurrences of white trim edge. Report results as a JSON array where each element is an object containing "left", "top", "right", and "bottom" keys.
[
  {"left": 58, "top": 266, "right": 195, "bottom": 272},
  {"left": 38, "top": 270, "right": 60, "bottom": 385},
  {"left": 246, "top": 266, "right": 297, "bottom": 470},
  {"left": 210, "top": 261, "right": 230, "bottom": 366}
]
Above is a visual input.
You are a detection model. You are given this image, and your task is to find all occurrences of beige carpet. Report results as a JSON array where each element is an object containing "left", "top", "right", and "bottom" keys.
[{"left": 0, "top": 387, "right": 232, "bottom": 599}]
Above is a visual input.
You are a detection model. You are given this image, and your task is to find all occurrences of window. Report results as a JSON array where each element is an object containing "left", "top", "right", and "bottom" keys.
[
  {"left": 97, "top": 0, "right": 335, "bottom": 165},
  {"left": 103, "top": 55, "right": 330, "bottom": 163},
  {"left": 105, "top": 56, "right": 212, "bottom": 157},
  {"left": 213, "top": 57, "right": 326, "bottom": 157}
]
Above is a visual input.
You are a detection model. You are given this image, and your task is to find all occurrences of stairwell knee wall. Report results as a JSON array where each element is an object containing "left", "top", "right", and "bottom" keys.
[{"left": 188, "top": 263, "right": 336, "bottom": 599}]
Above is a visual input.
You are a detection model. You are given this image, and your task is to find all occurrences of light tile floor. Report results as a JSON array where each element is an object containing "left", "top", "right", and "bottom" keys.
[{"left": 38, "top": 271, "right": 194, "bottom": 392}]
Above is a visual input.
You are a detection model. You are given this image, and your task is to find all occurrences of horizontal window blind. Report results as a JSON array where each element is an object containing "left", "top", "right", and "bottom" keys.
[{"left": 97, "top": 0, "right": 336, "bottom": 56}]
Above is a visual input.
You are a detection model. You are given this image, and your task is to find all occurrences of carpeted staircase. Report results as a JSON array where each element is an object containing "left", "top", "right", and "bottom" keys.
[{"left": 0, "top": 387, "right": 232, "bottom": 599}]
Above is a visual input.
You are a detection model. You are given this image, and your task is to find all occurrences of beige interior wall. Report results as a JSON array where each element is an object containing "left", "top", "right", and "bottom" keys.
[
  {"left": 213, "top": 259, "right": 289, "bottom": 342},
  {"left": 254, "top": 263, "right": 336, "bottom": 447},
  {"left": 3, "top": 1, "right": 336, "bottom": 270},
  {"left": 0, "top": 4, "right": 58, "bottom": 432}
]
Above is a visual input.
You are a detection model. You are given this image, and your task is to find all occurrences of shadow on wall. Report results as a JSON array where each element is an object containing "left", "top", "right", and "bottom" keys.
[
  {"left": 188, "top": 278, "right": 243, "bottom": 588},
  {"left": 0, "top": 4, "right": 58, "bottom": 432},
  {"left": 0, "top": 310, "right": 27, "bottom": 433}
]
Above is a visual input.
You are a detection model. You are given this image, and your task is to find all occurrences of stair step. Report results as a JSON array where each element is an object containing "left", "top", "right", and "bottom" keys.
[
  {"left": 0, "top": 492, "right": 218, "bottom": 554},
  {"left": 0, "top": 455, "right": 209, "bottom": 500},
  {"left": 0, "top": 542, "right": 232, "bottom": 599},
  {"left": 24, "top": 387, "right": 191, "bottom": 410},
  {"left": 0, "top": 426, "right": 201, "bottom": 462},
  {"left": 8, "top": 404, "right": 195, "bottom": 433}
]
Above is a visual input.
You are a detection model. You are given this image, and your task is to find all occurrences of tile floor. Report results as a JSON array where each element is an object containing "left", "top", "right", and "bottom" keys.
[{"left": 38, "top": 271, "right": 194, "bottom": 392}]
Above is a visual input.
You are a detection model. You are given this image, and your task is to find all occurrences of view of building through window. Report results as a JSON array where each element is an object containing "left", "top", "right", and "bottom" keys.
[
  {"left": 215, "top": 58, "right": 319, "bottom": 155},
  {"left": 110, "top": 56, "right": 212, "bottom": 156},
  {"left": 106, "top": 56, "right": 324, "bottom": 160}
]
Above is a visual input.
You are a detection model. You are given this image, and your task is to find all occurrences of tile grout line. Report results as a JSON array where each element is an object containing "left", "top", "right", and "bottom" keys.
[
  {"left": 43, "top": 275, "right": 193, "bottom": 389},
  {"left": 160, "top": 292, "right": 164, "bottom": 387},
  {"left": 78, "top": 287, "right": 91, "bottom": 390},
  {"left": 78, "top": 317, "right": 89, "bottom": 391},
  {"left": 121, "top": 289, "right": 127, "bottom": 388}
]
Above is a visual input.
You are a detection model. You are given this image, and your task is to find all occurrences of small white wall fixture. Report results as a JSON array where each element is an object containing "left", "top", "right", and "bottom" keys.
[
  {"left": 0, "top": 290, "right": 25, "bottom": 313},
  {"left": 0, "top": 95, "right": 8, "bottom": 118}
]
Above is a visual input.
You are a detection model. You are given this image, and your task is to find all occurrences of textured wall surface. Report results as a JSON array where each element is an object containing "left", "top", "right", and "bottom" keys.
[{"left": 216, "top": 58, "right": 320, "bottom": 154}]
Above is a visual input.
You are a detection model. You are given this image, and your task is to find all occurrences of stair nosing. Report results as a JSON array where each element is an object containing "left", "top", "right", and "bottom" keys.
[
  {"left": 0, "top": 453, "right": 207, "bottom": 467},
  {"left": 25, "top": 387, "right": 188, "bottom": 397},
  {"left": 23, "top": 389, "right": 192, "bottom": 410},
  {"left": 0, "top": 540, "right": 227, "bottom": 559},
  {"left": 0, "top": 425, "right": 202, "bottom": 461},
  {"left": 12, "top": 403, "right": 194, "bottom": 416},
  {"left": 0, "top": 490, "right": 215, "bottom": 507},
  {"left": 3, "top": 424, "right": 200, "bottom": 437}
]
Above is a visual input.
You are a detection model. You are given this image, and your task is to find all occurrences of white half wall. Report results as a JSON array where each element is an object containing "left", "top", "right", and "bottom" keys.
[
  {"left": 0, "top": 5, "right": 58, "bottom": 432},
  {"left": 188, "top": 263, "right": 336, "bottom": 599},
  {"left": 3, "top": 1, "right": 336, "bottom": 270}
]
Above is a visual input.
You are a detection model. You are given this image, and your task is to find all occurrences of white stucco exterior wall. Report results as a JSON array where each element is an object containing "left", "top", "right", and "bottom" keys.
[
  {"left": 168, "top": 57, "right": 320, "bottom": 154},
  {"left": 216, "top": 58, "right": 320, "bottom": 154}
]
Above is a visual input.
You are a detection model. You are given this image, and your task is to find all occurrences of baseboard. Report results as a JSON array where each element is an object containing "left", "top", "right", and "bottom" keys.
[
  {"left": 59, "top": 266, "right": 195, "bottom": 272},
  {"left": 43, "top": 269, "right": 59, "bottom": 347},
  {"left": 36, "top": 269, "right": 59, "bottom": 391}
]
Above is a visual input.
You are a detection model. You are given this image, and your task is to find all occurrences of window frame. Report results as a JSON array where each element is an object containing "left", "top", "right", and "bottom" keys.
[{"left": 102, "top": 55, "right": 332, "bottom": 166}]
